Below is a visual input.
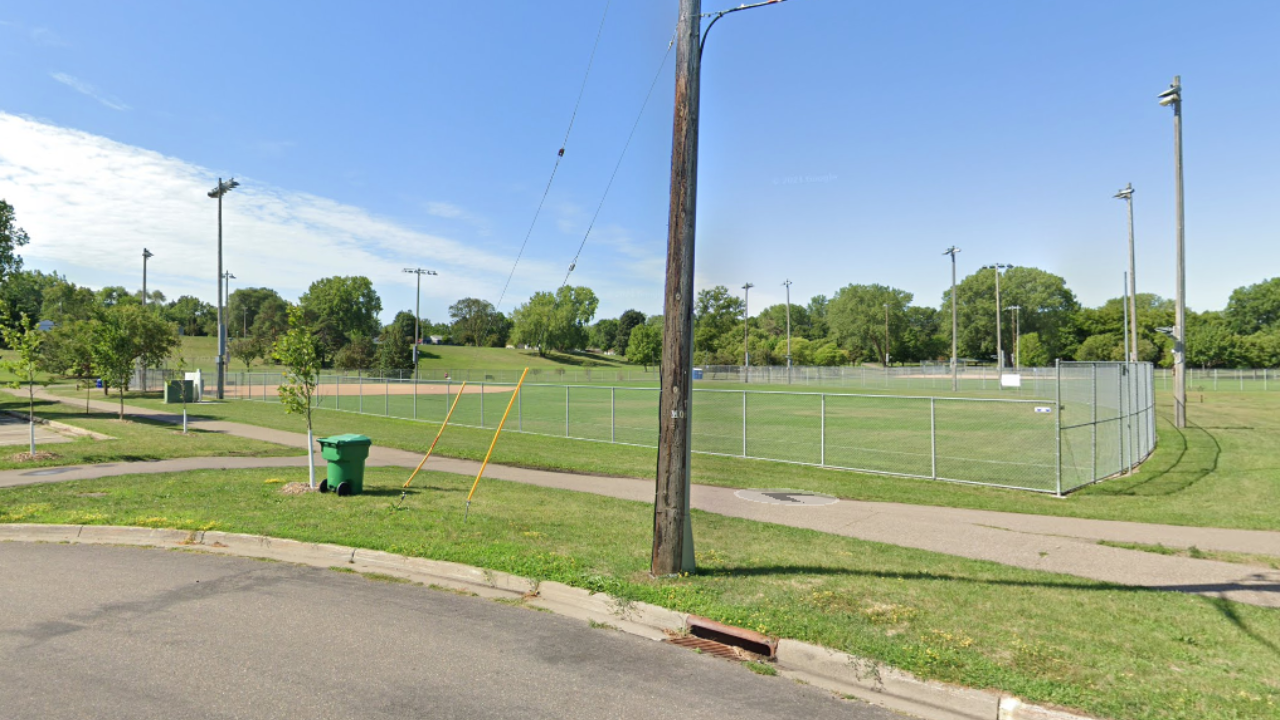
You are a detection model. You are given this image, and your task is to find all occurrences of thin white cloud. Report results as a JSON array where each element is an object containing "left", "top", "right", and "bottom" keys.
[
  {"left": 425, "top": 201, "right": 465, "bottom": 219},
  {"left": 0, "top": 112, "right": 565, "bottom": 315},
  {"left": 423, "top": 199, "right": 492, "bottom": 237},
  {"left": 50, "top": 72, "right": 129, "bottom": 111}
]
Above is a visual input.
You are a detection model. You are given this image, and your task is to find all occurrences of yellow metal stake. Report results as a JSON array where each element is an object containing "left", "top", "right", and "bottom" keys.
[
  {"left": 395, "top": 381, "right": 468, "bottom": 507},
  {"left": 465, "top": 367, "right": 529, "bottom": 521}
]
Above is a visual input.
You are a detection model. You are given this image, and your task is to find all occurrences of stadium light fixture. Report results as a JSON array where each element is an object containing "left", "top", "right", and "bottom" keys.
[
  {"left": 208, "top": 177, "right": 239, "bottom": 400},
  {"left": 403, "top": 268, "right": 439, "bottom": 382},
  {"left": 943, "top": 246, "right": 961, "bottom": 391},
  {"left": 981, "top": 263, "right": 1013, "bottom": 374},
  {"left": 1157, "top": 75, "right": 1187, "bottom": 428}
]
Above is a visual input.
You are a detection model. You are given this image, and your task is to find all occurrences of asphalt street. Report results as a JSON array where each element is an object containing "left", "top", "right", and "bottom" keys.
[{"left": 0, "top": 543, "right": 896, "bottom": 720}]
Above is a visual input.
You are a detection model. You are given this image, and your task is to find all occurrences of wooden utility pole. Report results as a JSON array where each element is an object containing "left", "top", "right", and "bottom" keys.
[{"left": 652, "top": 0, "right": 701, "bottom": 576}]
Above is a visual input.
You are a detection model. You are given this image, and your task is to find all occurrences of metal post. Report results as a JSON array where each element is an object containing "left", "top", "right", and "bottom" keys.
[
  {"left": 481, "top": 383, "right": 486, "bottom": 428},
  {"left": 412, "top": 375, "right": 417, "bottom": 419},
  {"left": 783, "top": 279, "right": 792, "bottom": 384},
  {"left": 518, "top": 386, "right": 523, "bottom": 431},
  {"left": 1122, "top": 273, "right": 1130, "bottom": 364},
  {"left": 1117, "top": 366, "right": 1124, "bottom": 476},
  {"left": 929, "top": 397, "right": 937, "bottom": 480},
  {"left": 741, "top": 390, "right": 747, "bottom": 457},
  {"left": 611, "top": 386, "right": 616, "bottom": 443},
  {"left": 945, "top": 246, "right": 960, "bottom": 393},
  {"left": 820, "top": 393, "right": 826, "bottom": 466},
  {"left": 565, "top": 386, "right": 570, "bottom": 437},
  {"left": 1159, "top": 76, "right": 1188, "bottom": 428},
  {"left": 1091, "top": 363, "right": 1097, "bottom": 480},
  {"left": 385, "top": 376, "right": 389, "bottom": 416},
  {"left": 741, "top": 282, "right": 753, "bottom": 381},
  {"left": 216, "top": 187, "right": 224, "bottom": 399},
  {"left": 359, "top": 370, "right": 363, "bottom": 413},
  {"left": 1056, "top": 359, "right": 1063, "bottom": 496}
]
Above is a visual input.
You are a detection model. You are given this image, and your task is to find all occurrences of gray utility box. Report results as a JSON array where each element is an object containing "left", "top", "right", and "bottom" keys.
[{"left": 165, "top": 379, "right": 196, "bottom": 404}]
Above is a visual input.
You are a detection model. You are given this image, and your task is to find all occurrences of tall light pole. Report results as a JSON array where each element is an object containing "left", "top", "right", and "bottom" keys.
[
  {"left": 142, "top": 248, "right": 154, "bottom": 306},
  {"left": 741, "top": 282, "right": 754, "bottom": 378},
  {"left": 1122, "top": 273, "right": 1131, "bottom": 362},
  {"left": 883, "top": 303, "right": 891, "bottom": 366},
  {"left": 208, "top": 177, "right": 239, "bottom": 400},
  {"left": 222, "top": 271, "right": 236, "bottom": 371},
  {"left": 943, "top": 246, "right": 961, "bottom": 392},
  {"left": 1114, "top": 183, "right": 1139, "bottom": 362},
  {"left": 1007, "top": 305, "right": 1021, "bottom": 371},
  {"left": 782, "top": 279, "right": 792, "bottom": 383},
  {"left": 982, "top": 264, "right": 1012, "bottom": 373},
  {"left": 1159, "top": 76, "right": 1186, "bottom": 428},
  {"left": 403, "top": 267, "right": 438, "bottom": 382},
  {"left": 653, "top": 0, "right": 790, "bottom": 578}
]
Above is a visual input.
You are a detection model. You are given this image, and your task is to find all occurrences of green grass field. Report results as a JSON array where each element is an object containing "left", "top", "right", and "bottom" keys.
[
  {"left": 66, "top": 385, "right": 1280, "bottom": 531},
  {"left": 2, "top": 466, "right": 1276, "bottom": 720}
]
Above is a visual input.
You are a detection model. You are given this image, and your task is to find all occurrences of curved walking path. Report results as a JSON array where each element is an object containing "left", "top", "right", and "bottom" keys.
[{"left": 5, "top": 386, "right": 1280, "bottom": 608}]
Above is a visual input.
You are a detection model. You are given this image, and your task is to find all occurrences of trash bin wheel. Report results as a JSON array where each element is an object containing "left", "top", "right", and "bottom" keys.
[
  {"left": 319, "top": 480, "right": 329, "bottom": 493},
  {"left": 336, "top": 482, "right": 351, "bottom": 497}
]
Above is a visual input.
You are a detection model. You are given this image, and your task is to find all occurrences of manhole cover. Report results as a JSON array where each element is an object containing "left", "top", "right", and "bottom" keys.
[
  {"left": 22, "top": 467, "right": 77, "bottom": 476},
  {"left": 734, "top": 489, "right": 838, "bottom": 506}
]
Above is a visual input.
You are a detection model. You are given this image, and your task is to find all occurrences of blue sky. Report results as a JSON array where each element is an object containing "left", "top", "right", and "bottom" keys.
[{"left": 1, "top": 1, "right": 1277, "bottom": 325}]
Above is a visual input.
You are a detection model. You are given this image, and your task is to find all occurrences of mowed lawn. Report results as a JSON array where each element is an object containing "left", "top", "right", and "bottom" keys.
[
  {"left": 2, "top": 466, "right": 1277, "bottom": 720},
  {"left": 62, "top": 384, "right": 1280, "bottom": 531}
]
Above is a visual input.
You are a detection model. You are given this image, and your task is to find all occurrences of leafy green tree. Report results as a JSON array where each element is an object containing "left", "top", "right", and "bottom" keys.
[
  {"left": 693, "top": 287, "right": 744, "bottom": 362},
  {"left": 1017, "top": 332, "right": 1050, "bottom": 367},
  {"left": 376, "top": 311, "right": 417, "bottom": 372},
  {"left": 1242, "top": 331, "right": 1280, "bottom": 367},
  {"left": 590, "top": 318, "right": 619, "bottom": 352},
  {"left": 333, "top": 332, "right": 376, "bottom": 370},
  {"left": 1075, "top": 334, "right": 1121, "bottom": 361},
  {"left": 299, "top": 276, "right": 382, "bottom": 357},
  {"left": 614, "top": 309, "right": 647, "bottom": 355},
  {"left": 827, "top": 284, "right": 912, "bottom": 365},
  {"left": 898, "top": 306, "right": 945, "bottom": 363},
  {"left": 272, "top": 307, "right": 323, "bottom": 488},
  {"left": 0, "top": 200, "right": 30, "bottom": 285},
  {"left": 90, "top": 307, "right": 138, "bottom": 419},
  {"left": 626, "top": 323, "right": 661, "bottom": 370},
  {"left": 756, "top": 302, "right": 812, "bottom": 343},
  {"left": 1224, "top": 277, "right": 1280, "bottom": 335},
  {"left": 228, "top": 336, "right": 263, "bottom": 371},
  {"left": 37, "top": 319, "right": 95, "bottom": 377},
  {"left": 1, "top": 314, "right": 43, "bottom": 457},
  {"left": 1, "top": 270, "right": 61, "bottom": 332},
  {"left": 228, "top": 287, "right": 286, "bottom": 338},
  {"left": 41, "top": 279, "right": 99, "bottom": 325},
  {"left": 805, "top": 295, "right": 830, "bottom": 340},
  {"left": 510, "top": 286, "right": 598, "bottom": 355},
  {"left": 448, "top": 297, "right": 509, "bottom": 347},
  {"left": 165, "top": 295, "right": 217, "bottom": 336},
  {"left": 1186, "top": 311, "right": 1242, "bottom": 368},
  {"left": 97, "top": 286, "right": 138, "bottom": 308},
  {"left": 950, "top": 266, "right": 1078, "bottom": 364},
  {"left": 250, "top": 295, "right": 291, "bottom": 348}
]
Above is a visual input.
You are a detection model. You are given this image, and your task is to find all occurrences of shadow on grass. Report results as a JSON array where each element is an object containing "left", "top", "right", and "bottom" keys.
[
  {"left": 1084, "top": 415, "right": 1221, "bottom": 497},
  {"left": 1202, "top": 595, "right": 1280, "bottom": 658}
]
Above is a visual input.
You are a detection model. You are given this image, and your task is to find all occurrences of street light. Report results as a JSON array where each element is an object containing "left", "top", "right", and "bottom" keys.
[
  {"left": 982, "top": 263, "right": 1013, "bottom": 374},
  {"left": 943, "top": 246, "right": 961, "bottom": 392},
  {"left": 208, "top": 177, "right": 239, "bottom": 400},
  {"left": 403, "top": 268, "right": 438, "bottom": 383},
  {"left": 782, "top": 279, "right": 792, "bottom": 383},
  {"left": 1007, "top": 305, "right": 1021, "bottom": 372},
  {"left": 1158, "top": 76, "right": 1186, "bottom": 428},
  {"left": 1113, "top": 183, "right": 1138, "bottom": 363},
  {"left": 741, "top": 282, "right": 754, "bottom": 381}
]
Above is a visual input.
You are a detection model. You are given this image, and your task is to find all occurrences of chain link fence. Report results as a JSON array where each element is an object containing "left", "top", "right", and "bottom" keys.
[
  {"left": 222, "top": 360, "right": 1153, "bottom": 494},
  {"left": 1155, "top": 367, "right": 1278, "bottom": 392}
]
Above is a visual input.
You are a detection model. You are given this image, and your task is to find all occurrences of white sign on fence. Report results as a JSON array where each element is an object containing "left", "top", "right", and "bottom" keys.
[{"left": 1035, "top": 406, "right": 1053, "bottom": 414}]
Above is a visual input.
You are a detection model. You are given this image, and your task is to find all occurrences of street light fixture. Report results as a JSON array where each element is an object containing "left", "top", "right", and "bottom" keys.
[
  {"left": 782, "top": 279, "right": 793, "bottom": 383},
  {"left": 1113, "top": 183, "right": 1139, "bottom": 363},
  {"left": 982, "top": 264, "right": 1013, "bottom": 374},
  {"left": 943, "top": 246, "right": 961, "bottom": 392},
  {"left": 208, "top": 177, "right": 239, "bottom": 400},
  {"left": 1158, "top": 76, "right": 1186, "bottom": 428},
  {"left": 741, "top": 282, "right": 754, "bottom": 380},
  {"left": 403, "top": 268, "right": 438, "bottom": 383},
  {"left": 142, "top": 248, "right": 154, "bottom": 306}
]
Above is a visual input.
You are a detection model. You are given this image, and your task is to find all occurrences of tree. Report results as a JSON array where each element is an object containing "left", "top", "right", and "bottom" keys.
[
  {"left": 626, "top": 324, "right": 661, "bottom": 370},
  {"left": 165, "top": 295, "right": 217, "bottom": 337},
  {"left": 37, "top": 319, "right": 94, "bottom": 377},
  {"left": 250, "top": 295, "right": 291, "bottom": 348},
  {"left": 509, "top": 286, "right": 598, "bottom": 355},
  {"left": 1225, "top": 277, "right": 1280, "bottom": 335},
  {"left": 449, "top": 297, "right": 508, "bottom": 347},
  {"left": 590, "top": 318, "right": 619, "bottom": 352},
  {"left": 273, "top": 307, "right": 322, "bottom": 488},
  {"left": 1076, "top": 334, "right": 1121, "bottom": 361},
  {"left": 89, "top": 307, "right": 138, "bottom": 419},
  {"left": 228, "top": 287, "right": 285, "bottom": 338},
  {"left": 41, "top": 279, "right": 98, "bottom": 325},
  {"left": 1, "top": 269, "right": 60, "bottom": 332},
  {"left": 228, "top": 336, "right": 263, "bottom": 371},
  {"left": 1, "top": 314, "right": 43, "bottom": 457},
  {"left": 693, "top": 286, "right": 744, "bottom": 362},
  {"left": 827, "top": 284, "right": 912, "bottom": 364},
  {"left": 333, "top": 332, "right": 376, "bottom": 371},
  {"left": 299, "top": 276, "right": 382, "bottom": 357},
  {"left": 1017, "top": 332, "right": 1051, "bottom": 367},
  {"left": 0, "top": 200, "right": 30, "bottom": 285},
  {"left": 376, "top": 311, "right": 417, "bottom": 372},
  {"left": 97, "top": 286, "right": 138, "bottom": 308},
  {"left": 614, "top": 309, "right": 647, "bottom": 355},
  {"left": 950, "top": 266, "right": 1078, "bottom": 364}
]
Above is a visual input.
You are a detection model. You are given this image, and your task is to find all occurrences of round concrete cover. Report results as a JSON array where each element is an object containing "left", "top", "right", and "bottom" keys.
[{"left": 735, "top": 489, "right": 838, "bottom": 506}]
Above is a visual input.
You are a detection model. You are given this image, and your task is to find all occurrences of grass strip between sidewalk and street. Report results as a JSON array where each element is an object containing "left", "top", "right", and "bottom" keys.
[
  {"left": 0, "top": 391, "right": 294, "bottom": 470},
  {"left": 78, "top": 387, "right": 1280, "bottom": 532},
  {"left": 2, "top": 466, "right": 1277, "bottom": 720}
]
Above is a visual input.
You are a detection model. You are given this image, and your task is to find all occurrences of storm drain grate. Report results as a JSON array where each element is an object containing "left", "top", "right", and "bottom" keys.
[{"left": 666, "top": 634, "right": 761, "bottom": 662}]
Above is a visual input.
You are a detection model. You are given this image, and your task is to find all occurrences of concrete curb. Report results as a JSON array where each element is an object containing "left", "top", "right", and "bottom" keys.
[
  {"left": 0, "top": 524, "right": 1100, "bottom": 720},
  {"left": 0, "top": 410, "right": 115, "bottom": 441}
]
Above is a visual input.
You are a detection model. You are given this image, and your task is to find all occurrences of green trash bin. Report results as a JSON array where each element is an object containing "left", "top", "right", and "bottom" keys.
[{"left": 317, "top": 434, "right": 372, "bottom": 496}]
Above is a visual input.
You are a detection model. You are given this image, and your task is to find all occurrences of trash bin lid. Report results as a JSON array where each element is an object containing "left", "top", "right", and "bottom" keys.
[{"left": 317, "top": 433, "right": 372, "bottom": 446}]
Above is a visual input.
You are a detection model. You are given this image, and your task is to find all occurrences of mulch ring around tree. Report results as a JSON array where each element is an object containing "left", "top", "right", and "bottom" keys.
[{"left": 10, "top": 451, "right": 59, "bottom": 462}]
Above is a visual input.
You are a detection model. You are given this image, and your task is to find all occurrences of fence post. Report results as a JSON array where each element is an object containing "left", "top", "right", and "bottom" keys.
[
  {"left": 385, "top": 376, "right": 389, "bottom": 416},
  {"left": 518, "top": 385, "right": 523, "bottom": 432},
  {"left": 565, "top": 386, "right": 570, "bottom": 438},
  {"left": 929, "top": 397, "right": 937, "bottom": 480},
  {"left": 481, "top": 383, "right": 486, "bottom": 428},
  {"left": 820, "top": 393, "right": 829, "bottom": 465},
  {"left": 335, "top": 373, "right": 340, "bottom": 410},
  {"left": 413, "top": 375, "right": 417, "bottom": 420},
  {"left": 1056, "top": 359, "right": 1063, "bottom": 496},
  {"left": 1117, "top": 366, "right": 1124, "bottom": 476},
  {"left": 1091, "top": 363, "right": 1097, "bottom": 481},
  {"left": 611, "top": 386, "right": 616, "bottom": 443},
  {"left": 742, "top": 390, "right": 748, "bottom": 458}
]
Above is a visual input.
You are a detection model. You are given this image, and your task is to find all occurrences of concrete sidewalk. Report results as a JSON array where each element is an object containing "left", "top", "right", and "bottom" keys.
[{"left": 8, "top": 386, "right": 1280, "bottom": 608}]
